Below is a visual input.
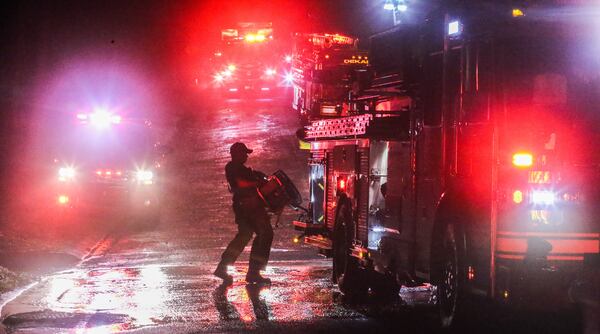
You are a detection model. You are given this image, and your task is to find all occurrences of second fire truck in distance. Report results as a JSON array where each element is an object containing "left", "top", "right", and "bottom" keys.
[
  {"left": 290, "top": 33, "right": 368, "bottom": 124},
  {"left": 210, "top": 22, "right": 287, "bottom": 97},
  {"left": 294, "top": 1, "right": 600, "bottom": 327}
]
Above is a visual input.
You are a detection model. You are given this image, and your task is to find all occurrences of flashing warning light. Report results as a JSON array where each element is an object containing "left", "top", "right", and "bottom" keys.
[
  {"left": 135, "top": 170, "right": 154, "bottom": 185},
  {"left": 512, "top": 190, "right": 523, "bottom": 204},
  {"left": 284, "top": 72, "right": 293, "bottom": 85},
  {"left": 214, "top": 73, "right": 224, "bottom": 82},
  {"left": 58, "top": 195, "right": 69, "bottom": 205},
  {"left": 324, "top": 54, "right": 330, "bottom": 59},
  {"left": 448, "top": 20, "right": 462, "bottom": 36},
  {"left": 467, "top": 266, "right": 475, "bottom": 280},
  {"left": 337, "top": 177, "right": 347, "bottom": 192},
  {"left": 285, "top": 55, "right": 292, "bottom": 63},
  {"left": 531, "top": 190, "right": 556, "bottom": 206},
  {"left": 58, "top": 167, "right": 75, "bottom": 182},
  {"left": 88, "top": 109, "right": 121, "bottom": 128},
  {"left": 293, "top": 236, "right": 300, "bottom": 244},
  {"left": 265, "top": 68, "right": 276, "bottom": 76},
  {"left": 245, "top": 34, "right": 265, "bottom": 43},
  {"left": 512, "top": 8, "right": 524, "bottom": 17},
  {"left": 227, "top": 64, "right": 236, "bottom": 71},
  {"left": 512, "top": 153, "right": 533, "bottom": 167}
]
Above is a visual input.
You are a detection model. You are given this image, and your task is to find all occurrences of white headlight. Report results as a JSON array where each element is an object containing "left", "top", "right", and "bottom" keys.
[
  {"left": 136, "top": 170, "right": 154, "bottom": 184},
  {"left": 58, "top": 167, "right": 75, "bottom": 182},
  {"left": 531, "top": 190, "right": 555, "bottom": 206},
  {"left": 88, "top": 109, "right": 121, "bottom": 128}
]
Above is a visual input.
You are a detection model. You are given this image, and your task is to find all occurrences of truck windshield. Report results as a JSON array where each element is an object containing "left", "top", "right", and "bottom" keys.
[
  {"left": 55, "top": 123, "right": 155, "bottom": 167},
  {"left": 219, "top": 42, "right": 281, "bottom": 65},
  {"left": 500, "top": 24, "right": 600, "bottom": 164},
  {"left": 312, "top": 67, "right": 352, "bottom": 100}
]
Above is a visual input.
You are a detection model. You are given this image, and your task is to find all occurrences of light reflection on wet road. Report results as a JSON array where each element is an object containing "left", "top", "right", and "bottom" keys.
[{"left": 1, "top": 96, "right": 372, "bottom": 333}]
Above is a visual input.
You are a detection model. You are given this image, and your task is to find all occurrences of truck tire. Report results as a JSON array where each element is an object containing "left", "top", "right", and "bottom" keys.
[
  {"left": 332, "top": 196, "right": 368, "bottom": 299},
  {"left": 432, "top": 222, "right": 467, "bottom": 328}
]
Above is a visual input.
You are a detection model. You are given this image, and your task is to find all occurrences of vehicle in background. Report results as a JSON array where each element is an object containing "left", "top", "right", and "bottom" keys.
[
  {"left": 290, "top": 33, "right": 368, "bottom": 124},
  {"left": 209, "top": 22, "right": 288, "bottom": 97},
  {"left": 50, "top": 107, "right": 164, "bottom": 224},
  {"left": 293, "top": 1, "right": 600, "bottom": 328}
]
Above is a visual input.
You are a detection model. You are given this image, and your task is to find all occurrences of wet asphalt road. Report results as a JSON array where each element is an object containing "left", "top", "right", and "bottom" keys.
[{"left": 0, "top": 94, "right": 585, "bottom": 333}]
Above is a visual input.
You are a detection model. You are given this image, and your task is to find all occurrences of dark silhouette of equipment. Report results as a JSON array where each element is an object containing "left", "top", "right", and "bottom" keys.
[{"left": 256, "top": 170, "right": 303, "bottom": 213}]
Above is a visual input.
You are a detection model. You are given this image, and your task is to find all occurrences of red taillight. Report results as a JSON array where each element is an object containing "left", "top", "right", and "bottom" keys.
[
  {"left": 337, "top": 177, "right": 347, "bottom": 192},
  {"left": 512, "top": 152, "right": 533, "bottom": 167}
]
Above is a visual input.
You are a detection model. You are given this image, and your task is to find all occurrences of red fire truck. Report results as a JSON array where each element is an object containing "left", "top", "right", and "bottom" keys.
[
  {"left": 290, "top": 33, "right": 368, "bottom": 124},
  {"left": 209, "top": 22, "right": 287, "bottom": 96},
  {"left": 294, "top": 2, "right": 600, "bottom": 327}
]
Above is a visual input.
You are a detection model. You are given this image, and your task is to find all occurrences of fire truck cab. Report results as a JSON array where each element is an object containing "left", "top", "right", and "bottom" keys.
[
  {"left": 294, "top": 2, "right": 600, "bottom": 327},
  {"left": 290, "top": 33, "right": 368, "bottom": 124}
]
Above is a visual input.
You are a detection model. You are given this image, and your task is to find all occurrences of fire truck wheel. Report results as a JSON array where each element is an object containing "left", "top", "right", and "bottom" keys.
[
  {"left": 432, "top": 222, "right": 467, "bottom": 328},
  {"left": 332, "top": 196, "right": 368, "bottom": 299}
]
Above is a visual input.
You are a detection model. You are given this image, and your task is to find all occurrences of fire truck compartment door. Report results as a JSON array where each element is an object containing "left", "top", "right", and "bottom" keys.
[{"left": 333, "top": 145, "right": 357, "bottom": 174}]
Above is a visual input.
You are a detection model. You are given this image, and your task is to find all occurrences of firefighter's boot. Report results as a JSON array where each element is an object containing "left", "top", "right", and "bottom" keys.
[
  {"left": 213, "top": 263, "right": 233, "bottom": 285},
  {"left": 246, "top": 270, "right": 271, "bottom": 285}
]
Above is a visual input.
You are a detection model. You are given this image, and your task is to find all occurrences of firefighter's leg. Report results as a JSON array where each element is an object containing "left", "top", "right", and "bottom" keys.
[
  {"left": 247, "top": 212, "right": 273, "bottom": 283},
  {"left": 218, "top": 218, "right": 253, "bottom": 267}
]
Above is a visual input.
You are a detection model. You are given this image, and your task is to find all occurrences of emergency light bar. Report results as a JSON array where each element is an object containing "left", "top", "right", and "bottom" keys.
[
  {"left": 307, "top": 33, "right": 356, "bottom": 48},
  {"left": 77, "top": 109, "right": 121, "bottom": 128}
]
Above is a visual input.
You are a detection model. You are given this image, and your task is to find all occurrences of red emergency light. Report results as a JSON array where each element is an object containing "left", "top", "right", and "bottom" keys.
[{"left": 337, "top": 176, "right": 347, "bottom": 193}]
